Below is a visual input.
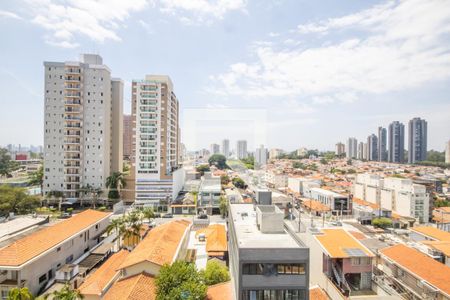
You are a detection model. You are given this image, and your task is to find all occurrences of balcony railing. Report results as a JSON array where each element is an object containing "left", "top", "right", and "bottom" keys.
[
  {"left": 65, "top": 68, "right": 81, "bottom": 74},
  {"left": 65, "top": 76, "right": 81, "bottom": 81}
]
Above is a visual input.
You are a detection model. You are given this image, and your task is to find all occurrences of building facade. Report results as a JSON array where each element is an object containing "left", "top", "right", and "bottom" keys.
[
  {"left": 132, "top": 75, "right": 180, "bottom": 210},
  {"left": 446, "top": 140, "right": 450, "bottom": 164},
  {"left": 367, "top": 134, "right": 378, "bottom": 161},
  {"left": 357, "top": 142, "right": 364, "bottom": 160},
  {"left": 408, "top": 117, "right": 427, "bottom": 163},
  {"left": 255, "top": 145, "right": 268, "bottom": 167},
  {"left": 228, "top": 204, "right": 310, "bottom": 300},
  {"left": 237, "top": 140, "right": 248, "bottom": 159},
  {"left": 335, "top": 142, "right": 345, "bottom": 156},
  {"left": 346, "top": 138, "right": 357, "bottom": 159},
  {"left": 43, "top": 54, "right": 123, "bottom": 200},
  {"left": 378, "top": 126, "right": 387, "bottom": 162},
  {"left": 123, "top": 114, "right": 133, "bottom": 161},
  {"left": 222, "top": 139, "right": 230, "bottom": 158},
  {"left": 388, "top": 121, "right": 405, "bottom": 163}
]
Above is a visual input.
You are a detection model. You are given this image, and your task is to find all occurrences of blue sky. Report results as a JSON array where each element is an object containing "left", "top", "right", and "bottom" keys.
[{"left": 0, "top": 0, "right": 449, "bottom": 152}]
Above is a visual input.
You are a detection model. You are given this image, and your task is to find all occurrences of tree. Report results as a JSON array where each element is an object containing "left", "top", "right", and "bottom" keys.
[
  {"left": 220, "top": 175, "right": 230, "bottom": 185},
  {"left": 219, "top": 196, "right": 228, "bottom": 218},
  {"left": 0, "top": 148, "right": 20, "bottom": 177},
  {"left": 78, "top": 185, "right": 103, "bottom": 208},
  {"left": 372, "top": 217, "right": 392, "bottom": 229},
  {"left": 240, "top": 157, "right": 254, "bottom": 170},
  {"left": 46, "top": 190, "right": 64, "bottom": 210},
  {"left": 6, "top": 287, "right": 33, "bottom": 300},
  {"left": 141, "top": 207, "right": 155, "bottom": 223},
  {"left": 49, "top": 283, "right": 83, "bottom": 300},
  {"left": 0, "top": 185, "right": 40, "bottom": 217},
  {"left": 208, "top": 154, "right": 228, "bottom": 169},
  {"left": 28, "top": 165, "right": 44, "bottom": 195},
  {"left": 156, "top": 261, "right": 207, "bottom": 300},
  {"left": 196, "top": 164, "right": 210, "bottom": 176},
  {"left": 320, "top": 158, "right": 328, "bottom": 165},
  {"left": 232, "top": 177, "right": 247, "bottom": 189},
  {"left": 123, "top": 210, "right": 143, "bottom": 240},
  {"left": 427, "top": 150, "right": 445, "bottom": 162},
  {"left": 106, "top": 216, "right": 126, "bottom": 249},
  {"left": 201, "top": 260, "right": 230, "bottom": 286},
  {"left": 292, "top": 162, "right": 306, "bottom": 169},
  {"left": 105, "top": 171, "right": 127, "bottom": 200}
]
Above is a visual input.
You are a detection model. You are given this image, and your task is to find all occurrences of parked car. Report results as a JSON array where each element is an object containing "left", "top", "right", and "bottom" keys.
[
  {"left": 331, "top": 221, "right": 342, "bottom": 226},
  {"left": 197, "top": 214, "right": 208, "bottom": 219},
  {"left": 162, "top": 213, "right": 173, "bottom": 218}
]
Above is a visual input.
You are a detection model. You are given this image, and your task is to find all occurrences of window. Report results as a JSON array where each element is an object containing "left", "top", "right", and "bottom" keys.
[
  {"left": 38, "top": 274, "right": 47, "bottom": 284},
  {"left": 56, "top": 247, "right": 61, "bottom": 252}
]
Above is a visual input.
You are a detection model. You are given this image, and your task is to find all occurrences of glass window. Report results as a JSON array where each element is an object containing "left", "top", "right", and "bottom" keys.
[
  {"left": 277, "top": 265, "right": 285, "bottom": 274},
  {"left": 292, "top": 265, "right": 299, "bottom": 274},
  {"left": 285, "top": 264, "right": 292, "bottom": 274}
]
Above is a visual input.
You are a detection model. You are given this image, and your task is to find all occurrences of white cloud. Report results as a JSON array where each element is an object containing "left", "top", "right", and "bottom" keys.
[
  {"left": 0, "top": 10, "right": 22, "bottom": 20},
  {"left": 159, "top": 0, "right": 247, "bottom": 23},
  {"left": 26, "top": 0, "right": 148, "bottom": 47},
  {"left": 210, "top": 0, "right": 450, "bottom": 102}
]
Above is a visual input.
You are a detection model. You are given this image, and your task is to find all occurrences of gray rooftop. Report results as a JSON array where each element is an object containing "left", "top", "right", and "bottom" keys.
[{"left": 229, "top": 204, "right": 302, "bottom": 249}]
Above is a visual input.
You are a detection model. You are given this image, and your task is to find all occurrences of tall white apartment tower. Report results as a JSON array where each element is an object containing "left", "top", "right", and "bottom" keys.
[
  {"left": 210, "top": 143, "right": 220, "bottom": 155},
  {"left": 132, "top": 75, "right": 180, "bottom": 210},
  {"left": 346, "top": 137, "right": 357, "bottom": 159},
  {"left": 255, "top": 144, "right": 268, "bottom": 167},
  {"left": 222, "top": 139, "right": 230, "bottom": 158},
  {"left": 43, "top": 54, "right": 123, "bottom": 200},
  {"left": 236, "top": 140, "right": 248, "bottom": 159}
]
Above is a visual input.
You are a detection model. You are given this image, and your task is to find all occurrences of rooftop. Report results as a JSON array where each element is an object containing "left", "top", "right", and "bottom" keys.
[
  {"left": 380, "top": 244, "right": 450, "bottom": 297},
  {"left": 200, "top": 178, "right": 221, "bottom": 192},
  {"left": 315, "top": 229, "right": 374, "bottom": 258},
  {"left": 310, "top": 187, "right": 346, "bottom": 198},
  {"left": 119, "top": 220, "right": 190, "bottom": 269},
  {"left": 0, "top": 209, "right": 111, "bottom": 267},
  {"left": 0, "top": 215, "right": 47, "bottom": 241},
  {"left": 410, "top": 226, "right": 450, "bottom": 242},
  {"left": 229, "top": 204, "right": 301, "bottom": 249},
  {"left": 102, "top": 272, "right": 156, "bottom": 300},
  {"left": 196, "top": 224, "right": 227, "bottom": 256},
  {"left": 79, "top": 250, "right": 129, "bottom": 296},
  {"left": 207, "top": 281, "right": 233, "bottom": 300}
]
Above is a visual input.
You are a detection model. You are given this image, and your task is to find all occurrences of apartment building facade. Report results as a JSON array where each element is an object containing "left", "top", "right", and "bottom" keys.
[
  {"left": 237, "top": 140, "right": 248, "bottom": 159},
  {"left": 43, "top": 54, "right": 123, "bottom": 200},
  {"left": 346, "top": 137, "right": 357, "bottom": 159},
  {"left": 309, "top": 188, "right": 352, "bottom": 215},
  {"left": 353, "top": 173, "right": 383, "bottom": 205},
  {"left": 378, "top": 126, "right": 387, "bottom": 162},
  {"left": 408, "top": 117, "right": 427, "bottom": 163},
  {"left": 255, "top": 144, "right": 268, "bottom": 167},
  {"left": 335, "top": 142, "right": 345, "bottom": 156},
  {"left": 132, "top": 75, "right": 181, "bottom": 210},
  {"left": 210, "top": 143, "right": 220, "bottom": 155},
  {"left": 0, "top": 210, "right": 111, "bottom": 297},
  {"left": 388, "top": 121, "right": 405, "bottom": 163},
  {"left": 123, "top": 114, "right": 133, "bottom": 161},
  {"left": 228, "top": 204, "right": 310, "bottom": 300}
]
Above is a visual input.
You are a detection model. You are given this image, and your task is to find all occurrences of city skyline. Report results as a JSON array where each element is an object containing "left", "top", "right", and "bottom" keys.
[{"left": 0, "top": 0, "right": 449, "bottom": 151}]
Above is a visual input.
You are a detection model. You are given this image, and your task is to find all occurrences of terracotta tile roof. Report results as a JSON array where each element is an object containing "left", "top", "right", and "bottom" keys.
[
  {"left": 380, "top": 244, "right": 450, "bottom": 296},
  {"left": 196, "top": 224, "right": 227, "bottom": 255},
  {"left": 309, "top": 286, "right": 329, "bottom": 300},
  {"left": 207, "top": 281, "right": 233, "bottom": 300},
  {"left": 421, "top": 241, "right": 450, "bottom": 257},
  {"left": 303, "top": 199, "right": 331, "bottom": 212},
  {"left": 102, "top": 272, "right": 156, "bottom": 300},
  {"left": 315, "top": 229, "right": 374, "bottom": 258},
  {"left": 411, "top": 226, "right": 450, "bottom": 242},
  {"left": 349, "top": 231, "right": 366, "bottom": 240},
  {"left": 0, "top": 209, "right": 111, "bottom": 267},
  {"left": 79, "top": 250, "right": 129, "bottom": 296},
  {"left": 352, "top": 197, "right": 379, "bottom": 210},
  {"left": 119, "top": 220, "right": 190, "bottom": 269}
]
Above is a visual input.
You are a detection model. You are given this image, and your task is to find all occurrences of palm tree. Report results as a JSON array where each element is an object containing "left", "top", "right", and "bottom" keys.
[
  {"left": 78, "top": 185, "right": 103, "bottom": 209},
  {"left": 6, "top": 287, "right": 32, "bottom": 300},
  {"left": 47, "top": 190, "right": 64, "bottom": 211},
  {"left": 106, "top": 217, "right": 126, "bottom": 250},
  {"left": 123, "top": 210, "right": 144, "bottom": 242},
  {"left": 105, "top": 172, "right": 126, "bottom": 200},
  {"left": 141, "top": 207, "right": 155, "bottom": 224},
  {"left": 50, "top": 283, "right": 83, "bottom": 300}
]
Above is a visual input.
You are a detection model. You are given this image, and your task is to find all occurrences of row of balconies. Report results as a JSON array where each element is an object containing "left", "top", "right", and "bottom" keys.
[
  {"left": 65, "top": 100, "right": 81, "bottom": 105},
  {"left": 65, "top": 83, "right": 81, "bottom": 89},
  {"left": 65, "top": 131, "right": 81, "bottom": 136},
  {"left": 64, "top": 138, "right": 81, "bottom": 144},
  {"left": 65, "top": 67, "right": 81, "bottom": 74},
  {"left": 65, "top": 75, "right": 81, "bottom": 81}
]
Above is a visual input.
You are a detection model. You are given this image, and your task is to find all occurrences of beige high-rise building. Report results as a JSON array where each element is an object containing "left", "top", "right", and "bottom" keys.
[
  {"left": 43, "top": 54, "right": 123, "bottom": 200},
  {"left": 123, "top": 114, "right": 133, "bottom": 160},
  {"left": 446, "top": 140, "right": 450, "bottom": 164},
  {"left": 131, "top": 75, "right": 181, "bottom": 210}
]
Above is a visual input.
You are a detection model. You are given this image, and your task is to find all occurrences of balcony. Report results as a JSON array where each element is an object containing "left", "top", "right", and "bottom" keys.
[
  {"left": 65, "top": 83, "right": 81, "bottom": 89},
  {"left": 64, "top": 146, "right": 81, "bottom": 152},
  {"left": 0, "top": 279, "right": 26, "bottom": 288},
  {"left": 64, "top": 131, "right": 81, "bottom": 137},
  {"left": 64, "top": 115, "right": 82, "bottom": 121},
  {"left": 65, "top": 100, "right": 81, "bottom": 105},
  {"left": 65, "top": 67, "right": 81, "bottom": 74},
  {"left": 65, "top": 107, "right": 81, "bottom": 114},
  {"left": 65, "top": 75, "right": 81, "bottom": 82},
  {"left": 65, "top": 92, "right": 81, "bottom": 98}
]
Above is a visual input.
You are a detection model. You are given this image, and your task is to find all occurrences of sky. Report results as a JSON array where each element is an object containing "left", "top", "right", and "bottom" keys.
[{"left": 0, "top": 0, "right": 449, "bottom": 152}]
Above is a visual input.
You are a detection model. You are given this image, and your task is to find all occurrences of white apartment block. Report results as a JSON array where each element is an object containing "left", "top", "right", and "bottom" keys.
[
  {"left": 210, "top": 143, "right": 220, "bottom": 155},
  {"left": 269, "top": 148, "right": 283, "bottom": 159},
  {"left": 43, "top": 54, "right": 123, "bottom": 200},
  {"left": 132, "top": 75, "right": 181, "bottom": 211},
  {"left": 354, "top": 174, "right": 429, "bottom": 223},
  {"left": 353, "top": 173, "right": 383, "bottom": 205},
  {"left": 222, "top": 139, "right": 230, "bottom": 158},
  {"left": 236, "top": 140, "right": 248, "bottom": 159},
  {"left": 255, "top": 144, "right": 268, "bottom": 167},
  {"left": 381, "top": 177, "right": 429, "bottom": 223},
  {"left": 264, "top": 170, "right": 288, "bottom": 188}
]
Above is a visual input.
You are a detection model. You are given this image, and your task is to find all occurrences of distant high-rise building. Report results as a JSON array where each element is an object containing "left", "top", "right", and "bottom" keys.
[
  {"left": 335, "top": 142, "right": 345, "bottom": 156},
  {"left": 236, "top": 140, "right": 248, "bottom": 159},
  {"left": 210, "top": 143, "right": 220, "bottom": 155},
  {"left": 378, "top": 127, "right": 387, "bottom": 162},
  {"left": 132, "top": 75, "right": 180, "bottom": 210},
  {"left": 363, "top": 143, "right": 368, "bottom": 160},
  {"left": 296, "top": 147, "right": 308, "bottom": 157},
  {"left": 357, "top": 142, "right": 364, "bottom": 160},
  {"left": 43, "top": 54, "right": 123, "bottom": 199},
  {"left": 388, "top": 121, "right": 405, "bottom": 163},
  {"left": 445, "top": 140, "right": 450, "bottom": 164},
  {"left": 255, "top": 144, "right": 268, "bottom": 167},
  {"left": 222, "top": 139, "right": 230, "bottom": 158},
  {"left": 346, "top": 137, "right": 358, "bottom": 159},
  {"left": 367, "top": 134, "right": 378, "bottom": 161},
  {"left": 269, "top": 148, "right": 283, "bottom": 159},
  {"left": 408, "top": 118, "right": 427, "bottom": 163},
  {"left": 123, "top": 114, "right": 133, "bottom": 160}
]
